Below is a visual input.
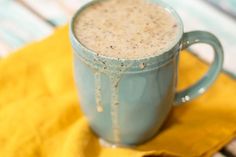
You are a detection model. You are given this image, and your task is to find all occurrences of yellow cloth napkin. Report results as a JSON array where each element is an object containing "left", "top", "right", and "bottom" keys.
[{"left": 0, "top": 26, "right": 236, "bottom": 157}]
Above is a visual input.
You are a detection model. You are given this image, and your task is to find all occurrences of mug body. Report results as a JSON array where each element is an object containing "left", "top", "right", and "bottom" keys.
[{"left": 70, "top": 0, "right": 184, "bottom": 145}]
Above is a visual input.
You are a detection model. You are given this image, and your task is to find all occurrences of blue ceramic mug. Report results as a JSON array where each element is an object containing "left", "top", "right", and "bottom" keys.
[{"left": 70, "top": 0, "right": 224, "bottom": 145}]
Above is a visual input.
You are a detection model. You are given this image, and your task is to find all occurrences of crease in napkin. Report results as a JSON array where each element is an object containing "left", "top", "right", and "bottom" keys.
[{"left": 0, "top": 26, "right": 235, "bottom": 157}]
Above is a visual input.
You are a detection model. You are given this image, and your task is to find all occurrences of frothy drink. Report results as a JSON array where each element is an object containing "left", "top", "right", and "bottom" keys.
[{"left": 75, "top": 0, "right": 179, "bottom": 59}]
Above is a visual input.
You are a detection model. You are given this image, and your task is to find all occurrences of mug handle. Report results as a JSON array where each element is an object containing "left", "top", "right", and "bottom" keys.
[{"left": 175, "top": 31, "right": 224, "bottom": 105}]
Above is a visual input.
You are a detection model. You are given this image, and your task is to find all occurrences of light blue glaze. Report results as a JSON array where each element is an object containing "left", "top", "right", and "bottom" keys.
[
  {"left": 70, "top": 0, "right": 224, "bottom": 145},
  {"left": 175, "top": 31, "right": 224, "bottom": 104}
]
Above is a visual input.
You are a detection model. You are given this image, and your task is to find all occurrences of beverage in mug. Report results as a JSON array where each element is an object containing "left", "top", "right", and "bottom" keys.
[
  {"left": 70, "top": 0, "right": 224, "bottom": 145},
  {"left": 75, "top": 0, "right": 179, "bottom": 59}
]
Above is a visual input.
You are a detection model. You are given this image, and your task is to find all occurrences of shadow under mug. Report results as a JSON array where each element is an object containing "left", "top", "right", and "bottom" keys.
[{"left": 70, "top": 0, "right": 224, "bottom": 146}]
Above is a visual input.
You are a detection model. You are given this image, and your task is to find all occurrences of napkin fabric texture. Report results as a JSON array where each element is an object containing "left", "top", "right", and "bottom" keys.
[{"left": 0, "top": 26, "right": 236, "bottom": 157}]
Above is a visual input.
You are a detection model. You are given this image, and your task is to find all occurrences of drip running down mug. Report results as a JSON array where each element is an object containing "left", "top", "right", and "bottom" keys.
[{"left": 70, "top": 0, "right": 224, "bottom": 145}]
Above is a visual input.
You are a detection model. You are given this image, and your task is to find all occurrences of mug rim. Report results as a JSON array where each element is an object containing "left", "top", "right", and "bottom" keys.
[{"left": 70, "top": 0, "right": 184, "bottom": 72}]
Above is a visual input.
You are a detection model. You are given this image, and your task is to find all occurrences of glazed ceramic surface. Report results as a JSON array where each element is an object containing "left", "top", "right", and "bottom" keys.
[{"left": 70, "top": 0, "right": 224, "bottom": 145}]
